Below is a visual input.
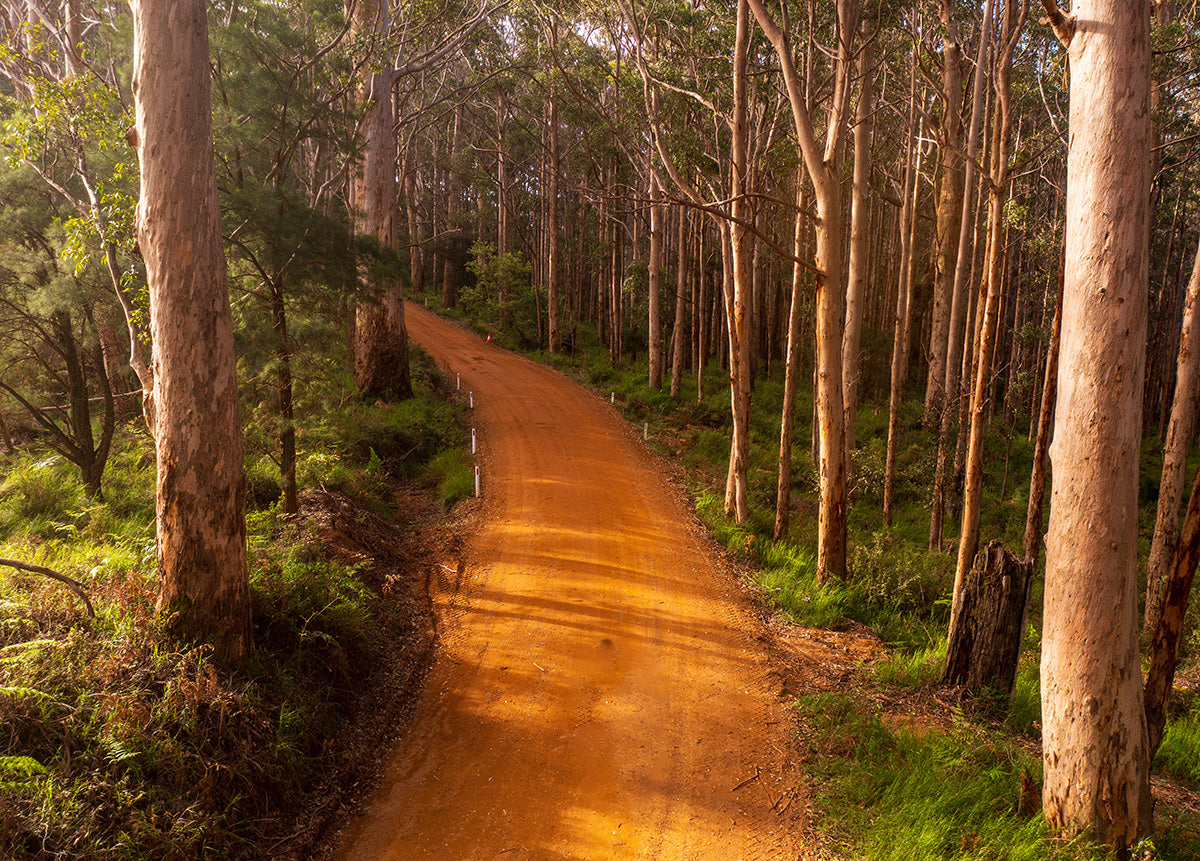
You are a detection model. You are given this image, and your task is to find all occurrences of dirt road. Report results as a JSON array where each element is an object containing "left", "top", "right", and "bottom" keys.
[{"left": 333, "top": 304, "right": 805, "bottom": 860}]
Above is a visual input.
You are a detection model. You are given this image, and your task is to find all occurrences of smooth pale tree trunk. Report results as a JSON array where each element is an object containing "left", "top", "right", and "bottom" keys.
[
  {"left": 949, "top": 0, "right": 1026, "bottom": 648},
  {"left": 648, "top": 171, "right": 664, "bottom": 388},
  {"left": 748, "top": 0, "right": 854, "bottom": 580},
  {"left": 884, "top": 86, "right": 923, "bottom": 526},
  {"left": 670, "top": 206, "right": 688, "bottom": 399},
  {"left": 1145, "top": 236, "right": 1200, "bottom": 636},
  {"left": 930, "top": 0, "right": 993, "bottom": 549},
  {"left": 547, "top": 93, "right": 561, "bottom": 353},
  {"left": 924, "top": 5, "right": 966, "bottom": 425},
  {"left": 1039, "top": 0, "right": 1154, "bottom": 847},
  {"left": 131, "top": 0, "right": 252, "bottom": 663},
  {"left": 722, "top": 0, "right": 753, "bottom": 524},
  {"left": 1023, "top": 247, "right": 1063, "bottom": 566},
  {"left": 775, "top": 175, "right": 807, "bottom": 540},
  {"left": 842, "top": 36, "right": 873, "bottom": 460},
  {"left": 351, "top": 0, "right": 411, "bottom": 400},
  {"left": 442, "top": 102, "right": 464, "bottom": 309}
]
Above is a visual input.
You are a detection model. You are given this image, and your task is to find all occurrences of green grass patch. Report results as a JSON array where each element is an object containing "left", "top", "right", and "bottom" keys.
[{"left": 795, "top": 692, "right": 1107, "bottom": 861}]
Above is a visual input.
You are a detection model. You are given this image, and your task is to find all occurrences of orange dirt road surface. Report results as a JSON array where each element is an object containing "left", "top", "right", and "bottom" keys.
[{"left": 333, "top": 303, "right": 806, "bottom": 860}]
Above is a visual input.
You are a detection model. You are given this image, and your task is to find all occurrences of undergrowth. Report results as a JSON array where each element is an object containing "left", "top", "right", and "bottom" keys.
[
  {"left": 0, "top": 352, "right": 472, "bottom": 859},
  {"left": 795, "top": 692, "right": 1109, "bottom": 861}
]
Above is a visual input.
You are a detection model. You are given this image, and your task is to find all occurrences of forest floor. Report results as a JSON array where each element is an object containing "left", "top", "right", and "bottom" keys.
[{"left": 316, "top": 302, "right": 875, "bottom": 860}]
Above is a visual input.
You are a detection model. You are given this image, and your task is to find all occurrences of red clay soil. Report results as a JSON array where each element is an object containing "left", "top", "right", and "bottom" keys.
[{"left": 332, "top": 304, "right": 808, "bottom": 860}]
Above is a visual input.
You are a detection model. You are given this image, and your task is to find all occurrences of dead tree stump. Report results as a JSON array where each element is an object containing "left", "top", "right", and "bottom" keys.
[{"left": 942, "top": 541, "right": 1034, "bottom": 696}]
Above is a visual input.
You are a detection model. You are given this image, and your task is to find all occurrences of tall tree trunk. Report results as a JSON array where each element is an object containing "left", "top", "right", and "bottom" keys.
[
  {"left": 1145, "top": 236, "right": 1200, "bottom": 636},
  {"left": 547, "top": 92, "right": 561, "bottom": 353},
  {"left": 1023, "top": 246, "right": 1063, "bottom": 566},
  {"left": 723, "top": 0, "right": 754, "bottom": 524},
  {"left": 670, "top": 205, "right": 688, "bottom": 399},
  {"left": 747, "top": 0, "right": 855, "bottom": 579},
  {"left": 929, "top": 0, "right": 993, "bottom": 549},
  {"left": 924, "top": 4, "right": 966, "bottom": 425},
  {"left": 775, "top": 175, "right": 807, "bottom": 540},
  {"left": 648, "top": 171, "right": 664, "bottom": 388},
  {"left": 131, "top": 0, "right": 252, "bottom": 663},
  {"left": 442, "top": 102, "right": 463, "bottom": 310},
  {"left": 949, "top": 0, "right": 1026, "bottom": 647},
  {"left": 842, "top": 35, "right": 873, "bottom": 461},
  {"left": 351, "top": 0, "right": 412, "bottom": 401},
  {"left": 1145, "top": 454, "right": 1200, "bottom": 756},
  {"left": 884, "top": 78, "right": 923, "bottom": 525},
  {"left": 1039, "top": 0, "right": 1154, "bottom": 847}
]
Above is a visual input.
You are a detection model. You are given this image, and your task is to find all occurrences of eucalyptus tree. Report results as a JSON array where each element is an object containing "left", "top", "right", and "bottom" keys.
[
  {"left": 130, "top": 0, "right": 252, "bottom": 663},
  {"left": 747, "top": 0, "right": 858, "bottom": 579},
  {"left": 1039, "top": 0, "right": 1155, "bottom": 846},
  {"left": 946, "top": 0, "right": 1029, "bottom": 664}
]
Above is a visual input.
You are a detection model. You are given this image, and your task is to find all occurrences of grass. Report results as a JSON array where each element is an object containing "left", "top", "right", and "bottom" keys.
[
  {"left": 795, "top": 692, "right": 1110, "bottom": 861},
  {"left": 0, "top": 350, "right": 473, "bottom": 859}
]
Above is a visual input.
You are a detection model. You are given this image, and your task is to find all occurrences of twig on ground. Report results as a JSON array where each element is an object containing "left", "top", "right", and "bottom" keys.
[
  {"left": 0, "top": 557, "right": 95, "bottom": 617},
  {"left": 731, "top": 765, "right": 761, "bottom": 792}
]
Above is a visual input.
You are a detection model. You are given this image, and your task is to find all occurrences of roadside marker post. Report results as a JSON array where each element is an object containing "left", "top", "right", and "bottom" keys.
[
  {"left": 470, "top": 391, "right": 474, "bottom": 409},
  {"left": 472, "top": 428, "right": 477, "bottom": 454},
  {"left": 610, "top": 392, "right": 614, "bottom": 404},
  {"left": 456, "top": 373, "right": 460, "bottom": 391},
  {"left": 475, "top": 466, "right": 480, "bottom": 498}
]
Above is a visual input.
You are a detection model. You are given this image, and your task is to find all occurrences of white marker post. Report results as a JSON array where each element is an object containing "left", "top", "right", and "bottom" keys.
[
  {"left": 471, "top": 428, "right": 477, "bottom": 454},
  {"left": 644, "top": 422, "right": 648, "bottom": 440},
  {"left": 456, "top": 372, "right": 460, "bottom": 391},
  {"left": 474, "top": 466, "right": 480, "bottom": 498},
  {"left": 469, "top": 391, "right": 474, "bottom": 409},
  {"left": 610, "top": 392, "right": 615, "bottom": 404}
]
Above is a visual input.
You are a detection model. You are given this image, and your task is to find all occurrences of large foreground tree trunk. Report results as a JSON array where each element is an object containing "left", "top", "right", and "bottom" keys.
[
  {"left": 131, "top": 0, "right": 252, "bottom": 663},
  {"left": 1039, "top": 0, "right": 1154, "bottom": 848}
]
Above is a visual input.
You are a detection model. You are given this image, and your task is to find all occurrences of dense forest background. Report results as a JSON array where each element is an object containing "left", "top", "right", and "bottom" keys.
[{"left": 2, "top": 0, "right": 1200, "bottom": 858}]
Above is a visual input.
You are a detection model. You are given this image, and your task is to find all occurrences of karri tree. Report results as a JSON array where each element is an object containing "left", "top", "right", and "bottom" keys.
[
  {"left": 1039, "top": 0, "right": 1154, "bottom": 847},
  {"left": 131, "top": 0, "right": 252, "bottom": 662}
]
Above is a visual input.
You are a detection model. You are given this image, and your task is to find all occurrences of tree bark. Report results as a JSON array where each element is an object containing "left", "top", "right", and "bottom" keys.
[
  {"left": 1145, "top": 457, "right": 1200, "bottom": 757},
  {"left": 924, "top": 5, "right": 966, "bottom": 425},
  {"left": 351, "top": 0, "right": 412, "bottom": 401},
  {"left": 884, "top": 81, "right": 923, "bottom": 525},
  {"left": 1145, "top": 235, "right": 1200, "bottom": 636},
  {"left": 648, "top": 171, "right": 664, "bottom": 388},
  {"left": 949, "top": 0, "right": 1026, "bottom": 646},
  {"left": 929, "top": 0, "right": 993, "bottom": 549},
  {"left": 747, "top": 0, "right": 855, "bottom": 579},
  {"left": 1023, "top": 247, "right": 1063, "bottom": 566},
  {"left": 131, "top": 0, "right": 252, "bottom": 663},
  {"left": 775, "top": 174, "right": 806, "bottom": 540},
  {"left": 547, "top": 90, "right": 562, "bottom": 353},
  {"left": 670, "top": 206, "right": 688, "bottom": 399},
  {"left": 941, "top": 541, "right": 1033, "bottom": 696},
  {"left": 1039, "top": 0, "right": 1154, "bottom": 847},
  {"left": 842, "top": 36, "right": 873, "bottom": 462}
]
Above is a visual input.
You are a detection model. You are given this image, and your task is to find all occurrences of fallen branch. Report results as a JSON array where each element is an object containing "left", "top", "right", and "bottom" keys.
[
  {"left": 731, "top": 765, "right": 760, "bottom": 792},
  {"left": 0, "top": 557, "right": 95, "bottom": 618}
]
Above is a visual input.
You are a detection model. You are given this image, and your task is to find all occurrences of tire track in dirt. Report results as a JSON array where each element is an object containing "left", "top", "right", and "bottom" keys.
[{"left": 333, "top": 304, "right": 806, "bottom": 860}]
